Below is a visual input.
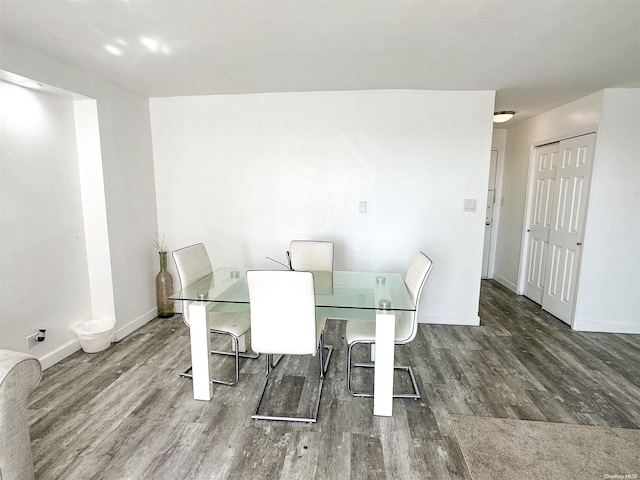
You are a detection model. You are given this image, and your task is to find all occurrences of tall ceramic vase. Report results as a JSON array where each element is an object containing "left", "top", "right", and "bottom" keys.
[{"left": 156, "top": 251, "right": 174, "bottom": 318}]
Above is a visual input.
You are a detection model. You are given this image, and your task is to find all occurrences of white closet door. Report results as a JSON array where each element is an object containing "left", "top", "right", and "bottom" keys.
[
  {"left": 542, "top": 133, "right": 596, "bottom": 325},
  {"left": 523, "top": 142, "right": 559, "bottom": 304}
]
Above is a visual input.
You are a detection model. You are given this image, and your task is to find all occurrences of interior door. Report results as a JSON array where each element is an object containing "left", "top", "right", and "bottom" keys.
[
  {"left": 482, "top": 150, "right": 498, "bottom": 278},
  {"left": 523, "top": 143, "right": 559, "bottom": 304},
  {"left": 542, "top": 133, "right": 596, "bottom": 324}
]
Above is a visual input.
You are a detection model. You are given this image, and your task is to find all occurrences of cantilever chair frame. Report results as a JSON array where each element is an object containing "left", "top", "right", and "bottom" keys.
[
  {"left": 178, "top": 331, "right": 258, "bottom": 387},
  {"left": 252, "top": 332, "right": 332, "bottom": 423},
  {"left": 347, "top": 252, "right": 433, "bottom": 400},
  {"left": 173, "top": 243, "right": 258, "bottom": 386},
  {"left": 247, "top": 270, "right": 333, "bottom": 423}
]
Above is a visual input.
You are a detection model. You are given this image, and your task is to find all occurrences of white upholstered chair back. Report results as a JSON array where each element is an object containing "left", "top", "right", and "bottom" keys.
[
  {"left": 401, "top": 252, "right": 434, "bottom": 343},
  {"left": 172, "top": 243, "right": 213, "bottom": 326},
  {"left": 289, "top": 241, "right": 334, "bottom": 272},
  {"left": 247, "top": 270, "right": 318, "bottom": 355}
]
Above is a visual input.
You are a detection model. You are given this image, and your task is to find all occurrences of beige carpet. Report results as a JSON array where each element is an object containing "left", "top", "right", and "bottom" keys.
[{"left": 451, "top": 415, "right": 640, "bottom": 480}]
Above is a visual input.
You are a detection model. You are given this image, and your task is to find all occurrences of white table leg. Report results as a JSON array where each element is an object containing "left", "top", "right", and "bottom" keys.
[
  {"left": 189, "top": 301, "right": 213, "bottom": 401},
  {"left": 373, "top": 310, "right": 395, "bottom": 416},
  {"left": 237, "top": 333, "right": 247, "bottom": 353}
]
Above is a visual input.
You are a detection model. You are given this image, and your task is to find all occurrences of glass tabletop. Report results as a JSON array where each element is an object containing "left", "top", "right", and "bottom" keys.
[{"left": 169, "top": 267, "right": 415, "bottom": 312}]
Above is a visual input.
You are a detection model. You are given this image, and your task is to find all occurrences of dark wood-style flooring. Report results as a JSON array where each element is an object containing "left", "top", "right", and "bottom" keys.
[{"left": 28, "top": 280, "right": 640, "bottom": 479}]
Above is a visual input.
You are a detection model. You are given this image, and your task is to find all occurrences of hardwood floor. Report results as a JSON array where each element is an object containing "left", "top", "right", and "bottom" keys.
[{"left": 28, "top": 280, "right": 640, "bottom": 479}]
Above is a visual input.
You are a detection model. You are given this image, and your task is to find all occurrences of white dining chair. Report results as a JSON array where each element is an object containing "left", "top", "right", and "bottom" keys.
[
  {"left": 246, "top": 270, "right": 333, "bottom": 423},
  {"left": 288, "top": 240, "right": 334, "bottom": 272},
  {"left": 172, "top": 243, "right": 258, "bottom": 386},
  {"left": 346, "top": 251, "right": 433, "bottom": 399}
]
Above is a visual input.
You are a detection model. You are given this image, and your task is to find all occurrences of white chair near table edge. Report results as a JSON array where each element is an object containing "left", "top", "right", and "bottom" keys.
[
  {"left": 346, "top": 251, "right": 434, "bottom": 399},
  {"left": 289, "top": 240, "right": 334, "bottom": 272},
  {"left": 246, "top": 270, "right": 333, "bottom": 423},
  {"left": 172, "top": 243, "right": 258, "bottom": 386}
]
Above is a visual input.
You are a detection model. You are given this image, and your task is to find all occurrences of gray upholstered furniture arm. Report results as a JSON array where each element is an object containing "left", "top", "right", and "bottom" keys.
[{"left": 0, "top": 350, "right": 42, "bottom": 480}]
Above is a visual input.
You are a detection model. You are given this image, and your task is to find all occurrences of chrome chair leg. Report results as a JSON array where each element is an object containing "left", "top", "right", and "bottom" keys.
[
  {"left": 209, "top": 328, "right": 260, "bottom": 361},
  {"left": 320, "top": 332, "right": 333, "bottom": 375},
  {"left": 178, "top": 331, "right": 260, "bottom": 385},
  {"left": 252, "top": 337, "right": 333, "bottom": 423},
  {"left": 270, "top": 354, "right": 284, "bottom": 368},
  {"left": 347, "top": 340, "right": 420, "bottom": 399}
]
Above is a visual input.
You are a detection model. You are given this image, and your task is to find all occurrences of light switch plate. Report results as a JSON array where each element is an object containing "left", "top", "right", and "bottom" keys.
[
  {"left": 26, "top": 332, "right": 39, "bottom": 348},
  {"left": 359, "top": 201, "right": 367, "bottom": 213},
  {"left": 463, "top": 199, "right": 477, "bottom": 212}
]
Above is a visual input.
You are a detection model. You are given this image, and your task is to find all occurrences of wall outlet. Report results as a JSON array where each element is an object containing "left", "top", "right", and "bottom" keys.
[{"left": 26, "top": 332, "right": 39, "bottom": 348}]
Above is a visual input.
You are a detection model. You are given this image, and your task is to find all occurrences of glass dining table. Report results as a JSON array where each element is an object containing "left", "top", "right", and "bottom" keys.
[{"left": 170, "top": 267, "right": 416, "bottom": 417}]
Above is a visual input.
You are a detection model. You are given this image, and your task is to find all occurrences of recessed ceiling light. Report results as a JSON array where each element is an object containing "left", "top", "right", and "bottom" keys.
[
  {"left": 493, "top": 111, "right": 515, "bottom": 123},
  {"left": 19, "top": 80, "right": 43, "bottom": 89},
  {"left": 105, "top": 44, "right": 123, "bottom": 56},
  {"left": 140, "top": 37, "right": 159, "bottom": 52}
]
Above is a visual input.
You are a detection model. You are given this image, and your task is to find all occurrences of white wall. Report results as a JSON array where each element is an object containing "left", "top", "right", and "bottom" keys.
[
  {"left": 0, "top": 81, "right": 93, "bottom": 363},
  {"left": 0, "top": 39, "right": 159, "bottom": 366},
  {"left": 151, "top": 89, "right": 495, "bottom": 325},
  {"left": 493, "top": 92, "right": 603, "bottom": 291},
  {"left": 574, "top": 89, "right": 640, "bottom": 333}
]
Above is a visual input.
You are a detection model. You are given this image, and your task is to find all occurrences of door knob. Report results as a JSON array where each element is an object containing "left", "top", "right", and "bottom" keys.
[
  {"left": 486, "top": 222, "right": 491, "bottom": 226},
  {"left": 577, "top": 242, "right": 582, "bottom": 246}
]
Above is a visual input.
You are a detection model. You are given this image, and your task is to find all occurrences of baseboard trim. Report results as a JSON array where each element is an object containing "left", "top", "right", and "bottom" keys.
[
  {"left": 39, "top": 308, "right": 158, "bottom": 370},
  {"left": 572, "top": 319, "right": 640, "bottom": 334},
  {"left": 418, "top": 314, "right": 480, "bottom": 326},
  {"left": 39, "top": 340, "right": 82, "bottom": 370},
  {"left": 493, "top": 274, "right": 518, "bottom": 293},
  {"left": 115, "top": 308, "right": 157, "bottom": 341}
]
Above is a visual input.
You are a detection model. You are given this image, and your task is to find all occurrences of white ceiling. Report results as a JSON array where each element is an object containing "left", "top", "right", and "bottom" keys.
[{"left": 1, "top": 0, "right": 639, "bottom": 125}]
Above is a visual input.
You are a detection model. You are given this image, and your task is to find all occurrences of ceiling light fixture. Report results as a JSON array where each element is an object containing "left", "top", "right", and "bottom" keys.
[
  {"left": 140, "top": 36, "right": 159, "bottom": 52},
  {"left": 493, "top": 111, "right": 515, "bottom": 123}
]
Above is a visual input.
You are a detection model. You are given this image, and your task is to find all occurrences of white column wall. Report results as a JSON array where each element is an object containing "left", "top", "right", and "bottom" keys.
[
  {"left": 573, "top": 89, "right": 640, "bottom": 333},
  {"left": 74, "top": 100, "right": 116, "bottom": 322},
  {"left": 0, "top": 81, "right": 93, "bottom": 363},
  {"left": 151, "top": 90, "right": 495, "bottom": 325},
  {"left": 1, "top": 39, "right": 159, "bottom": 366}
]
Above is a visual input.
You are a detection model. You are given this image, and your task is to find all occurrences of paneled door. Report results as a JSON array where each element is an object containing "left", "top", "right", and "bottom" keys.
[
  {"left": 541, "top": 133, "right": 596, "bottom": 324},
  {"left": 523, "top": 143, "right": 559, "bottom": 304}
]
